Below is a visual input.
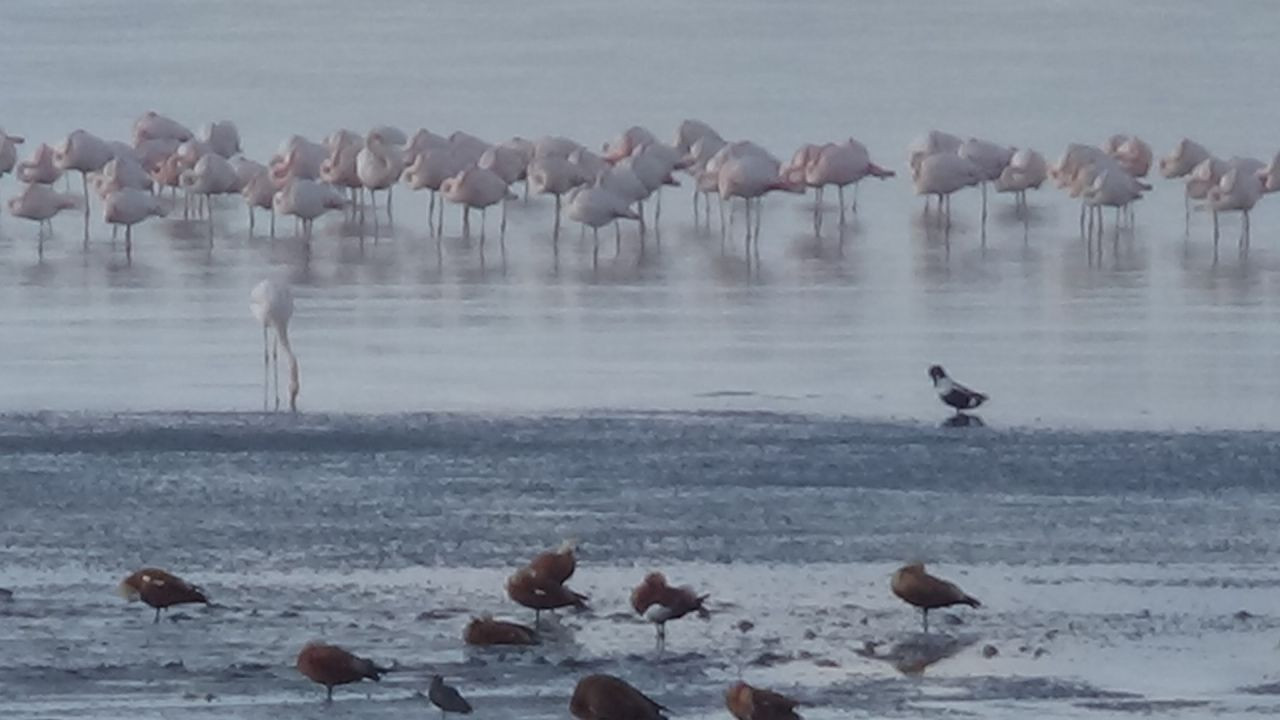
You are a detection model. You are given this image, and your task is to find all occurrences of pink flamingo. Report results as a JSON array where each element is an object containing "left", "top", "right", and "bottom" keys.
[
  {"left": 673, "top": 119, "right": 722, "bottom": 155},
  {"left": 182, "top": 153, "right": 240, "bottom": 226},
  {"left": 717, "top": 151, "right": 802, "bottom": 253},
  {"left": 92, "top": 156, "right": 154, "bottom": 199},
  {"left": 1259, "top": 151, "right": 1280, "bottom": 193},
  {"left": 533, "top": 135, "right": 582, "bottom": 161},
  {"left": 54, "top": 130, "right": 114, "bottom": 226},
  {"left": 959, "top": 138, "right": 1015, "bottom": 224},
  {"left": 1207, "top": 166, "right": 1264, "bottom": 250},
  {"left": 440, "top": 166, "right": 515, "bottom": 238},
  {"left": 8, "top": 183, "right": 77, "bottom": 255},
  {"left": 527, "top": 154, "right": 587, "bottom": 237},
  {"left": 239, "top": 164, "right": 276, "bottom": 236},
  {"left": 320, "top": 130, "right": 364, "bottom": 211},
  {"left": 17, "top": 143, "right": 63, "bottom": 185},
  {"left": 250, "top": 279, "right": 299, "bottom": 413},
  {"left": 199, "top": 121, "right": 242, "bottom": 159},
  {"left": 805, "top": 139, "right": 895, "bottom": 228},
  {"left": 994, "top": 148, "right": 1048, "bottom": 213},
  {"left": 449, "top": 131, "right": 491, "bottom": 166},
  {"left": 103, "top": 187, "right": 166, "bottom": 257},
  {"left": 1083, "top": 166, "right": 1149, "bottom": 237},
  {"left": 603, "top": 126, "right": 657, "bottom": 163},
  {"left": 403, "top": 145, "right": 465, "bottom": 235},
  {"left": 1105, "top": 134, "right": 1152, "bottom": 178},
  {"left": 133, "top": 111, "right": 192, "bottom": 145},
  {"left": 0, "top": 129, "right": 24, "bottom": 181}
]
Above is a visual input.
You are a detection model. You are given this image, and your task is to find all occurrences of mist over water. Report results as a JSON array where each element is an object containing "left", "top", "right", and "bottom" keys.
[{"left": 2, "top": 2, "right": 1280, "bottom": 718}]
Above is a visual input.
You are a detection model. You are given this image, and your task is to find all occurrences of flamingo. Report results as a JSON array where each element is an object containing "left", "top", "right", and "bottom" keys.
[
  {"left": 527, "top": 154, "right": 587, "bottom": 236},
  {"left": 717, "top": 150, "right": 801, "bottom": 251},
  {"left": 1082, "top": 165, "right": 1149, "bottom": 236},
  {"left": 959, "top": 138, "right": 1015, "bottom": 224},
  {"left": 133, "top": 137, "right": 181, "bottom": 172},
  {"left": 906, "top": 130, "right": 962, "bottom": 180},
  {"left": 132, "top": 111, "right": 192, "bottom": 144},
  {"left": 1206, "top": 166, "right": 1263, "bottom": 249},
  {"left": 270, "top": 136, "right": 326, "bottom": 185},
  {"left": 533, "top": 135, "right": 582, "bottom": 160},
  {"left": 1160, "top": 138, "right": 1214, "bottom": 228},
  {"left": 17, "top": 143, "right": 62, "bottom": 185},
  {"left": 8, "top": 183, "right": 78, "bottom": 254},
  {"left": 321, "top": 129, "right": 365, "bottom": 210},
  {"left": 1049, "top": 143, "right": 1108, "bottom": 188},
  {"left": 684, "top": 134, "right": 727, "bottom": 223},
  {"left": 478, "top": 143, "right": 525, "bottom": 223},
  {"left": 913, "top": 153, "right": 984, "bottom": 226},
  {"left": 404, "top": 128, "right": 450, "bottom": 160},
  {"left": 565, "top": 185, "right": 640, "bottom": 260},
  {"left": 273, "top": 178, "right": 345, "bottom": 238},
  {"left": 673, "top": 118, "right": 722, "bottom": 154},
  {"left": 356, "top": 130, "right": 404, "bottom": 225},
  {"left": 403, "top": 145, "right": 464, "bottom": 235},
  {"left": 602, "top": 126, "right": 657, "bottom": 162},
  {"left": 1260, "top": 151, "right": 1280, "bottom": 193},
  {"left": 91, "top": 156, "right": 154, "bottom": 198},
  {"left": 448, "top": 131, "right": 491, "bottom": 166},
  {"left": 596, "top": 164, "right": 651, "bottom": 245},
  {"left": 241, "top": 166, "right": 277, "bottom": 236},
  {"left": 250, "top": 279, "right": 299, "bottom": 412},
  {"left": 805, "top": 139, "right": 895, "bottom": 228},
  {"left": 617, "top": 145, "right": 680, "bottom": 229},
  {"left": 199, "top": 120, "right": 241, "bottom": 158},
  {"left": 994, "top": 148, "right": 1048, "bottom": 213},
  {"left": 181, "top": 153, "right": 240, "bottom": 226},
  {"left": 103, "top": 187, "right": 166, "bottom": 256},
  {"left": 1105, "top": 134, "right": 1152, "bottom": 177},
  {"left": 54, "top": 130, "right": 114, "bottom": 230},
  {"left": 439, "top": 166, "right": 516, "bottom": 238},
  {"left": 0, "top": 129, "right": 24, "bottom": 184}
]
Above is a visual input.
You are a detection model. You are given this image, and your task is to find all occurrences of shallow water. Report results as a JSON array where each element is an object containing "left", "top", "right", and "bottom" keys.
[
  {"left": 3, "top": 412, "right": 1280, "bottom": 719},
  {"left": 2, "top": 1, "right": 1280, "bottom": 717}
]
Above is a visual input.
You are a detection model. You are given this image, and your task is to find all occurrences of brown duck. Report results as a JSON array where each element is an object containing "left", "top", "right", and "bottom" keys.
[
  {"left": 295, "top": 641, "right": 389, "bottom": 702},
  {"left": 725, "top": 681, "right": 805, "bottom": 720},
  {"left": 570, "top": 673, "right": 668, "bottom": 720},
  {"left": 890, "top": 563, "right": 980, "bottom": 633},
  {"left": 505, "top": 566, "right": 588, "bottom": 625},
  {"left": 630, "top": 571, "right": 709, "bottom": 651},
  {"left": 463, "top": 614, "right": 538, "bottom": 646},
  {"left": 118, "top": 568, "right": 208, "bottom": 623},
  {"left": 527, "top": 539, "right": 576, "bottom": 587}
]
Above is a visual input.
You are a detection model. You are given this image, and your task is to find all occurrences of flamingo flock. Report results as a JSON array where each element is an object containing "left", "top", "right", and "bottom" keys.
[
  {"left": 4, "top": 113, "right": 1278, "bottom": 267},
  {"left": 113, "top": 544, "right": 981, "bottom": 716}
]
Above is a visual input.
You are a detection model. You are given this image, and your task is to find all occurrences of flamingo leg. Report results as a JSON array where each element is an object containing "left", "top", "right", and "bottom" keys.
[
  {"left": 272, "top": 333, "right": 280, "bottom": 412},
  {"left": 262, "top": 324, "right": 269, "bottom": 412},
  {"left": 838, "top": 185, "right": 846, "bottom": 227}
]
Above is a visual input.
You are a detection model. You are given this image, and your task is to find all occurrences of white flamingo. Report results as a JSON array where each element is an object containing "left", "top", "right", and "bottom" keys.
[
  {"left": 403, "top": 144, "right": 465, "bottom": 235},
  {"left": 566, "top": 185, "right": 640, "bottom": 261},
  {"left": 994, "top": 148, "right": 1048, "bottom": 212},
  {"left": 913, "top": 153, "right": 984, "bottom": 227},
  {"left": 132, "top": 111, "right": 192, "bottom": 145},
  {"left": 273, "top": 178, "right": 345, "bottom": 238},
  {"left": 103, "top": 187, "right": 166, "bottom": 256},
  {"left": 53, "top": 130, "right": 114, "bottom": 226},
  {"left": 17, "top": 143, "right": 63, "bottom": 185},
  {"left": 249, "top": 279, "right": 300, "bottom": 413},
  {"left": 1207, "top": 166, "right": 1263, "bottom": 249},
  {"left": 199, "top": 121, "right": 242, "bottom": 158},
  {"left": 805, "top": 139, "right": 895, "bottom": 228},
  {"left": 8, "top": 183, "right": 78, "bottom": 254}
]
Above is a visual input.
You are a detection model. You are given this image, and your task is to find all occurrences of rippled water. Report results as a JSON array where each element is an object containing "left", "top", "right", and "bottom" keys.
[{"left": 2, "top": 1, "right": 1280, "bottom": 718}]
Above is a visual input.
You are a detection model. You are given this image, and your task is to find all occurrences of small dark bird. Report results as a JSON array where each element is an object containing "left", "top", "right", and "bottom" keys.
[
  {"left": 630, "top": 571, "right": 709, "bottom": 651},
  {"left": 928, "top": 365, "right": 988, "bottom": 415},
  {"left": 463, "top": 614, "right": 538, "bottom": 646},
  {"left": 890, "top": 563, "right": 981, "bottom": 633},
  {"left": 428, "top": 674, "right": 473, "bottom": 718},
  {"left": 570, "top": 673, "right": 668, "bottom": 720},
  {"left": 725, "top": 681, "right": 806, "bottom": 720},
  {"left": 117, "top": 568, "right": 208, "bottom": 623},
  {"left": 505, "top": 566, "right": 588, "bottom": 626},
  {"left": 295, "top": 641, "right": 389, "bottom": 702}
]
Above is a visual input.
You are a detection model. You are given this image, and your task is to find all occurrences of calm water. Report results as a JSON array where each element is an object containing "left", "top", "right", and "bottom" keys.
[{"left": 2, "top": 1, "right": 1280, "bottom": 718}]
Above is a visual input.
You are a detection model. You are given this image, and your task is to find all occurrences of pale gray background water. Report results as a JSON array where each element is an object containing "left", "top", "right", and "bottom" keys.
[
  {"left": 0, "top": 0, "right": 1278, "bottom": 428},
  {"left": 2, "top": 2, "right": 1280, "bottom": 719}
]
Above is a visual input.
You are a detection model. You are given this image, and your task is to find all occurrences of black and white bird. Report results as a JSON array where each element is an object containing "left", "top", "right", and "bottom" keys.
[
  {"left": 428, "top": 675, "right": 473, "bottom": 719},
  {"left": 928, "top": 365, "right": 988, "bottom": 414}
]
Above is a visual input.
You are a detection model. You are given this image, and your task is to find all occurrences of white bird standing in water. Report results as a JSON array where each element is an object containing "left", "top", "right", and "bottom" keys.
[{"left": 250, "top": 279, "right": 299, "bottom": 413}]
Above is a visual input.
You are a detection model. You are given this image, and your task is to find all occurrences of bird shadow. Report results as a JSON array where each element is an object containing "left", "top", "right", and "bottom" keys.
[
  {"left": 855, "top": 632, "right": 980, "bottom": 676},
  {"left": 941, "top": 413, "right": 985, "bottom": 429}
]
